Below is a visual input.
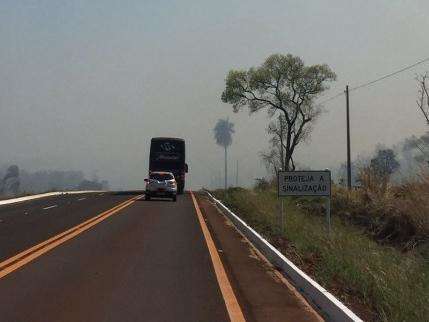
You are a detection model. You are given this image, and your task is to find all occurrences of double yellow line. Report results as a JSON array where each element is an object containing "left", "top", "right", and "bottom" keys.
[
  {"left": 1, "top": 192, "right": 246, "bottom": 322},
  {"left": 0, "top": 195, "right": 142, "bottom": 279}
]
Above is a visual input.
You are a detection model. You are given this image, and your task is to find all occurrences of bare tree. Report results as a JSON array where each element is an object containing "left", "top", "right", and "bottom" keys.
[
  {"left": 213, "top": 118, "right": 235, "bottom": 190},
  {"left": 260, "top": 149, "right": 281, "bottom": 177},
  {"left": 222, "top": 54, "right": 336, "bottom": 170},
  {"left": 403, "top": 132, "right": 429, "bottom": 169},
  {"left": 260, "top": 115, "right": 287, "bottom": 177},
  {"left": 267, "top": 115, "right": 288, "bottom": 170},
  {"left": 416, "top": 73, "right": 429, "bottom": 125}
]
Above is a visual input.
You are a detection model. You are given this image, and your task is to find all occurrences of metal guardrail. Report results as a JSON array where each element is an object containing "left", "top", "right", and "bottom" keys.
[{"left": 204, "top": 190, "right": 363, "bottom": 322}]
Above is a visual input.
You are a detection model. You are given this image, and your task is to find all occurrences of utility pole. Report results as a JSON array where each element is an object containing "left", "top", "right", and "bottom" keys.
[
  {"left": 345, "top": 85, "right": 352, "bottom": 190},
  {"left": 236, "top": 160, "right": 238, "bottom": 187},
  {"left": 218, "top": 170, "right": 222, "bottom": 189},
  {"left": 224, "top": 146, "right": 228, "bottom": 192}
]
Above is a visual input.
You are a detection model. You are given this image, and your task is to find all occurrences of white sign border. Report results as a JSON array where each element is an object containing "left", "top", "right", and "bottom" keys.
[{"left": 277, "top": 170, "right": 331, "bottom": 197}]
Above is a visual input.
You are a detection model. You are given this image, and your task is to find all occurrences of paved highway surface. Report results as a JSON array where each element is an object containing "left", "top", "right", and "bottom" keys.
[{"left": 0, "top": 191, "right": 323, "bottom": 322}]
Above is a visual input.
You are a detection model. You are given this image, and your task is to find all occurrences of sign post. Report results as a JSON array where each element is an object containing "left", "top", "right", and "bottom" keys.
[
  {"left": 280, "top": 197, "right": 284, "bottom": 233},
  {"left": 326, "top": 195, "right": 331, "bottom": 234},
  {"left": 278, "top": 170, "right": 332, "bottom": 234}
]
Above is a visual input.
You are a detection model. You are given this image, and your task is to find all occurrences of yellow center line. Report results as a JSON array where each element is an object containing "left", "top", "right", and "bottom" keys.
[
  {"left": 0, "top": 195, "right": 143, "bottom": 279},
  {"left": 190, "top": 191, "right": 246, "bottom": 322}
]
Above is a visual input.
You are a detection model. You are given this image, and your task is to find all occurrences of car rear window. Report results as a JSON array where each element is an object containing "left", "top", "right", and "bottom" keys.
[{"left": 150, "top": 173, "right": 174, "bottom": 181}]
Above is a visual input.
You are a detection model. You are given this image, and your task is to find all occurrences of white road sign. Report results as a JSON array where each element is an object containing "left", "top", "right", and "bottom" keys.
[{"left": 278, "top": 171, "right": 331, "bottom": 197}]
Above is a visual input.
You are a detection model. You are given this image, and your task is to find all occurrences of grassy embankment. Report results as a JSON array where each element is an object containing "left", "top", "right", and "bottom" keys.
[
  {"left": 0, "top": 190, "right": 57, "bottom": 201},
  {"left": 0, "top": 192, "right": 33, "bottom": 201},
  {"left": 212, "top": 179, "right": 429, "bottom": 322}
]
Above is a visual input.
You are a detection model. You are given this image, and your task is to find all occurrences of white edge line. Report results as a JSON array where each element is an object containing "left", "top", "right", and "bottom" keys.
[
  {"left": 205, "top": 190, "right": 363, "bottom": 322},
  {"left": 43, "top": 205, "right": 58, "bottom": 210},
  {"left": 0, "top": 191, "right": 105, "bottom": 206}
]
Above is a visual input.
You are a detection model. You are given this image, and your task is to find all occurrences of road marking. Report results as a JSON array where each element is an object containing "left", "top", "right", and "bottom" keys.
[
  {"left": 0, "top": 195, "right": 142, "bottom": 279},
  {"left": 77, "top": 197, "right": 86, "bottom": 201},
  {"left": 190, "top": 191, "right": 246, "bottom": 322},
  {"left": 43, "top": 205, "right": 58, "bottom": 210}
]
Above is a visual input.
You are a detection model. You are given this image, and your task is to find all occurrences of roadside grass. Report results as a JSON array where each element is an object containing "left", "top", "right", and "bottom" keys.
[
  {"left": 213, "top": 187, "right": 429, "bottom": 322},
  {"left": 0, "top": 191, "right": 34, "bottom": 201},
  {"left": 331, "top": 181, "right": 429, "bottom": 251},
  {"left": 0, "top": 188, "right": 82, "bottom": 201}
]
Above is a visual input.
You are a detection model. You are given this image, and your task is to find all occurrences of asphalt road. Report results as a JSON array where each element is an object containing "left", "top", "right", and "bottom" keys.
[{"left": 0, "top": 192, "right": 322, "bottom": 322}]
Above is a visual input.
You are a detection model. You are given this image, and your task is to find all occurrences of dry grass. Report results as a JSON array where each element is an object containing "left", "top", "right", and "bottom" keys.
[
  {"left": 213, "top": 179, "right": 429, "bottom": 321},
  {"left": 332, "top": 172, "right": 429, "bottom": 251}
]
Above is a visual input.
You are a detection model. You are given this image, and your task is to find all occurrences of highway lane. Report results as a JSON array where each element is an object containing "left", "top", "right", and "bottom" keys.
[
  {"left": 0, "top": 192, "right": 322, "bottom": 322},
  {"left": 0, "top": 193, "right": 231, "bottom": 322},
  {"left": 0, "top": 192, "right": 134, "bottom": 261}
]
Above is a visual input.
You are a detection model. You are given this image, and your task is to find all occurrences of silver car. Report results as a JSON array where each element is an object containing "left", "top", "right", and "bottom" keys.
[{"left": 144, "top": 171, "right": 177, "bottom": 202}]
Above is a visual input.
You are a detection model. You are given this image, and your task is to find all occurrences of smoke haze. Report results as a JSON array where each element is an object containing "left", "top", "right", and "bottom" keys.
[{"left": 1, "top": 1, "right": 428, "bottom": 190}]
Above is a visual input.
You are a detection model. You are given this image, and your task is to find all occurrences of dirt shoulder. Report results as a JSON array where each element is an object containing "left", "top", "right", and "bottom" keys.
[{"left": 196, "top": 192, "right": 323, "bottom": 322}]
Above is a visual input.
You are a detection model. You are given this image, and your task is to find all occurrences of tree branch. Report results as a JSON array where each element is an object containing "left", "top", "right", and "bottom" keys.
[
  {"left": 242, "top": 89, "right": 282, "bottom": 111},
  {"left": 417, "top": 74, "right": 429, "bottom": 124}
]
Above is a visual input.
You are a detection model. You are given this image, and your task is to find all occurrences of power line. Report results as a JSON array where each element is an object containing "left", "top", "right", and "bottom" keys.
[
  {"left": 350, "top": 56, "right": 429, "bottom": 92},
  {"left": 318, "top": 91, "right": 344, "bottom": 105},
  {"left": 318, "top": 56, "right": 429, "bottom": 105}
]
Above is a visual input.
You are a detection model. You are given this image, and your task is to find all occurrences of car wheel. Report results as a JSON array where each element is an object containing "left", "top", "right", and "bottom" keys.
[{"left": 145, "top": 194, "right": 151, "bottom": 201}]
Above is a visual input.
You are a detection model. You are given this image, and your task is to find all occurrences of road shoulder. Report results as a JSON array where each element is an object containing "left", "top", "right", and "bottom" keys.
[{"left": 195, "top": 192, "right": 324, "bottom": 322}]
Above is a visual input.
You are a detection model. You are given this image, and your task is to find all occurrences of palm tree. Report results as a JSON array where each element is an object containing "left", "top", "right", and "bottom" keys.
[{"left": 213, "top": 118, "right": 235, "bottom": 191}]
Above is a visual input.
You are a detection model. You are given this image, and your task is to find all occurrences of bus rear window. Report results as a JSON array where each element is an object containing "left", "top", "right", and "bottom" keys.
[{"left": 151, "top": 141, "right": 184, "bottom": 153}]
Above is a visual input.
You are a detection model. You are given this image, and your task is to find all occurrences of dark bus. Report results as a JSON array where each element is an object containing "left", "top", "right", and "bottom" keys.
[{"left": 149, "top": 137, "right": 188, "bottom": 194}]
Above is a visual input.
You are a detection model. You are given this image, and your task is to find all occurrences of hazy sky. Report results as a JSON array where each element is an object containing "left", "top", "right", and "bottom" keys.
[{"left": 1, "top": 0, "right": 428, "bottom": 189}]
